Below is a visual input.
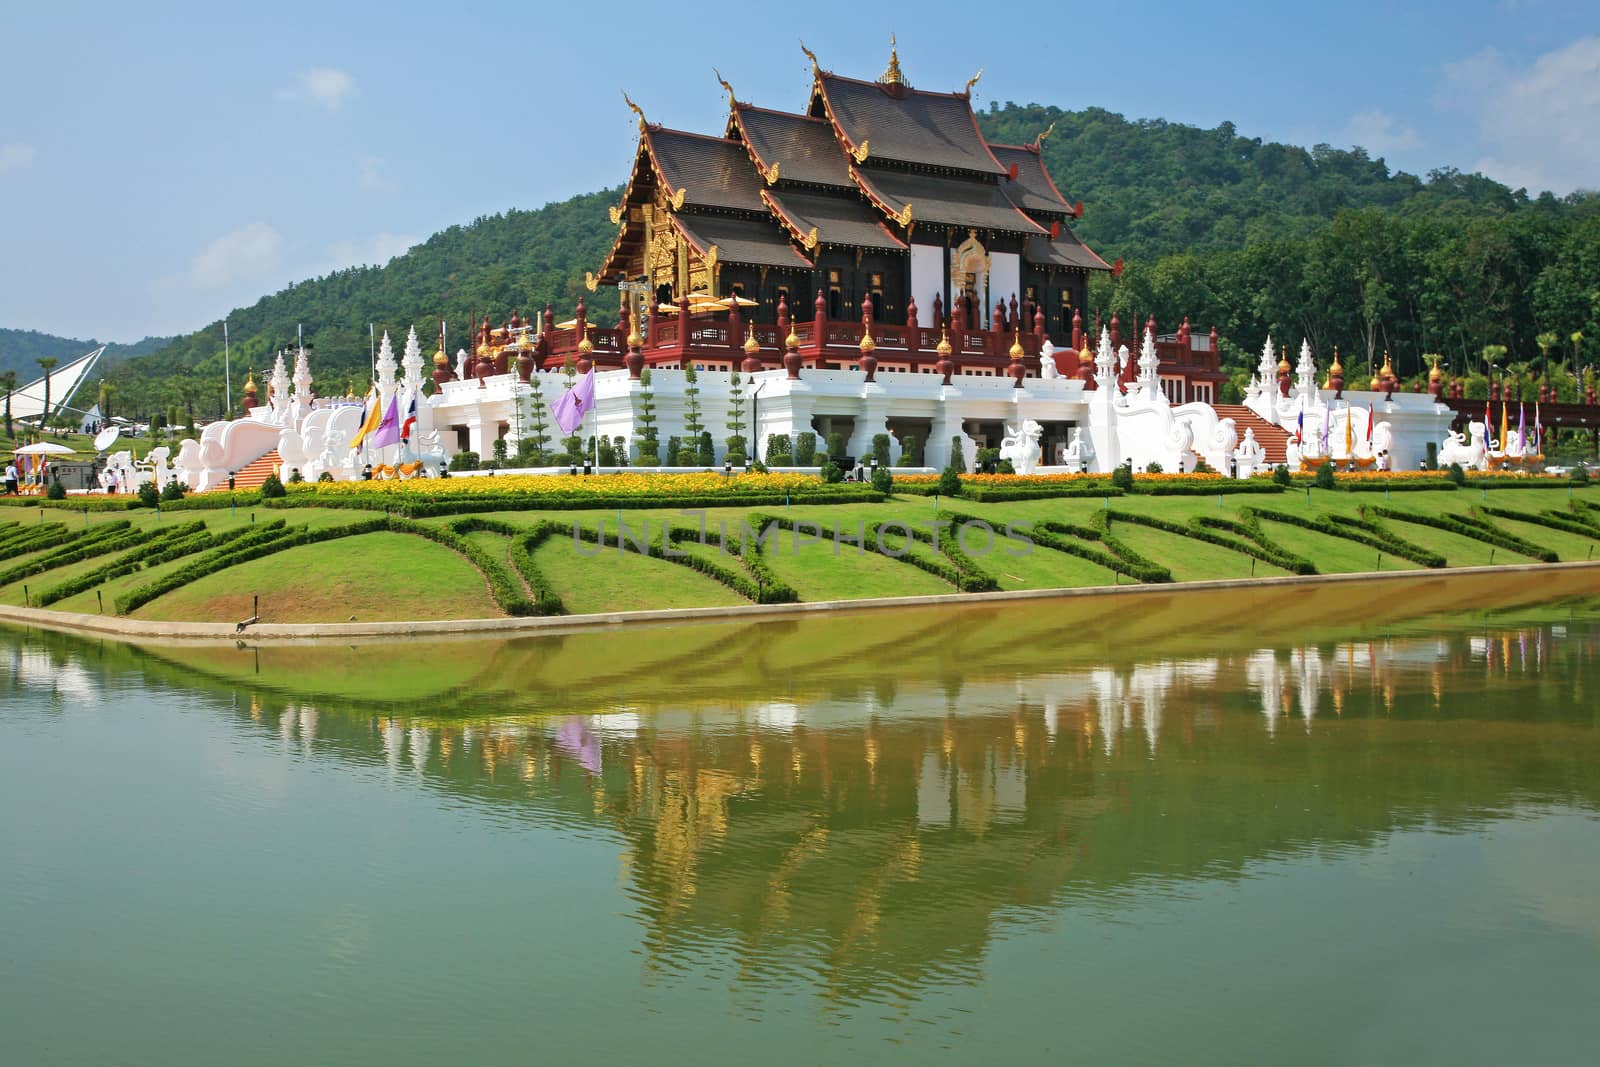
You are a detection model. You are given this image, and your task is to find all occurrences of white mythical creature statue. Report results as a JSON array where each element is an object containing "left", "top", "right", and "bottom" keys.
[
  {"left": 173, "top": 438, "right": 204, "bottom": 489},
  {"left": 1438, "top": 421, "right": 1487, "bottom": 470},
  {"left": 1209, "top": 417, "right": 1238, "bottom": 472},
  {"left": 1371, "top": 421, "right": 1394, "bottom": 471},
  {"left": 1169, "top": 419, "right": 1198, "bottom": 473},
  {"left": 277, "top": 428, "right": 311, "bottom": 482},
  {"left": 1062, "top": 428, "right": 1093, "bottom": 473},
  {"left": 999, "top": 419, "right": 1045, "bottom": 474},
  {"left": 142, "top": 446, "right": 175, "bottom": 489},
  {"left": 1233, "top": 427, "right": 1267, "bottom": 479}
]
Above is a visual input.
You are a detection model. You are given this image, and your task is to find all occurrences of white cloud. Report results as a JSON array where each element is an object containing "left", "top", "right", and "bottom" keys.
[
  {"left": 1441, "top": 37, "right": 1600, "bottom": 193},
  {"left": 324, "top": 232, "right": 418, "bottom": 271},
  {"left": 0, "top": 142, "right": 36, "bottom": 174},
  {"left": 1339, "top": 108, "right": 1421, "bottom": 156},
  {"left": 277, "top": 67, "right": 355, "bottom": 111},
  {"left": 189, "top": 222, "right": 284, "bottom": 288}
]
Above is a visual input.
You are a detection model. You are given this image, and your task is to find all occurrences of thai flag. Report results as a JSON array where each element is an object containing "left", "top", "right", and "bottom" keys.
[
  {"left": 400, "top": 391, "right": 418, "bottom": 441},
  {"left": 1296, "top": 408, "right": 1304, "bottom": 444}
]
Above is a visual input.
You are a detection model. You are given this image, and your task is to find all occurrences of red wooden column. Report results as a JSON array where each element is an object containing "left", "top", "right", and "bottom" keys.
[
  {"left": 676, "top": 297, "right": 691, "bottom": 368},
  {"left": 811, "top": 287, "right": 828, "bottom": 364},
  {"left": 905, "top": 295, "right": 920, "bottom": 366},
  {"left": 727, "top": 298, "right": 743, "bottom": 360}
]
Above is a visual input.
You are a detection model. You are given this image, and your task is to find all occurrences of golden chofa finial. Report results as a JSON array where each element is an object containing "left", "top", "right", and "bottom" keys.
[
  {"left": 1428, "top": 353, "right": 1443, "bottom": 383},
  {"left": 799, "top": 40, "right": 820, "bottom": 77},
  {"left": 964, "top": 68, "right": 983, "bottom": 96},
  {"left": 936, "top": 330, "right": 953, "bottom": 358},
  {"left": 743, "top": 324, "right": 760, "bottom": 356},
  {"left": 859, "top": 327, "right": 876, "bottom": 355},
  {"left": 1009, "top": 328, "right": 1025, "bottom": 361},
  {"left": 1329, "top": 346, "right": 1343, "bottom": 375},
  {"left": 622, "top": 91, "right": 647, "bottom": 132},
  {"left": 714, "top": 67, "right": 736, "bottom": 110},
  {"left": 881, "top": 34, "right": 903, "bottom": 85},
  {"left": 1032, "top": 121, "right": 1056, "bottom": 151}
]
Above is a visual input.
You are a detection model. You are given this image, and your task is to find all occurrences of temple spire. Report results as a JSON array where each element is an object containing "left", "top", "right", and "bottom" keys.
[{"left": 880, "top": 34, "right": 903, "bottom": 86}]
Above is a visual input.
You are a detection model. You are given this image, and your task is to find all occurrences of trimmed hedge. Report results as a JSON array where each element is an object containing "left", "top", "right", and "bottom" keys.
[
  {"left": 1024, "top": 519, "right": 1171, "bottom": 583},
  {"left": 388, "top": 517, "right": 536, "bottom": 616},
  {"left": 35, "top": 520, "right": 214, "bottom": 606},
  {"left": 0, "top": 521, "right": 144, "bottom": 588},
  {"left": 1133, "top": 480, "right": 1286, "bottom": 496},
  {"left": 266, "top": 487, "right": 884, "bottom": 518},
  {"left": 1476, "top": 505, "right": 1600, "bottom": 540},
  {"left": 1365, "top": 504, "right": 1557, "bottom": 562},
  {"left": 446, "top": 516, "right": 564, "bottom": 615},
  {"left": 114, "top": 519, "right": 386, "bottom": 615},
  {"left": 566, "top": 517, "right": 797, "bottom": 604},
  {"left": 0, "top": 522, "right": 78, "bottom": 558},
  {"left": 0, "top": 489, "right": 267, "bottom": 512},
  {"left": 1333, "top": 479, "right": 1456, "bottom": 492},
  {"left": 1246, "top": 507, "right": 1445, "bottom": 568},
  {"left": 1105, "top": 508, "right": 1315, "bottom": 576}
]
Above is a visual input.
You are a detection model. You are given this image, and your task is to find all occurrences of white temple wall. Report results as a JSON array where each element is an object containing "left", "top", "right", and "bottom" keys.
[
  {"left": 989, "top": 252, "right": 1021, "bottom": 321},
  {"left": 910, "top": 244, "right": 944, "bottom": 325}
]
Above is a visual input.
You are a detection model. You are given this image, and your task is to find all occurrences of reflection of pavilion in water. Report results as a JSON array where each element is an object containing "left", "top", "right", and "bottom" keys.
[
  {"left": 12, "top": 616, "right": 1597, "bottom": 1006},
  {"left": 160, "top": 621, "right": 1600, "bottom": 1004}
]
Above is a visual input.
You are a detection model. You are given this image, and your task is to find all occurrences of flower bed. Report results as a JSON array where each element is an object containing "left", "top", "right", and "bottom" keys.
[{"left": 273, "top": 472, "right": 881, "bottom": 515}]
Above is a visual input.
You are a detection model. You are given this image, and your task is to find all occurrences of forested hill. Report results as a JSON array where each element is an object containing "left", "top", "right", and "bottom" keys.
[
  {"left": 101, "top": 101, "right": 1596, "bottom": 417},
  {"left": 1, "top": 329, "right": 173, "bottom": 382},
  {"left": 979, "top": 103, "right": 1553, "bottom": 258}
]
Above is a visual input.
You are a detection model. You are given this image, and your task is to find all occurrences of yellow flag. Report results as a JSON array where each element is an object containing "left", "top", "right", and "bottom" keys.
[
  {"left": 1344, "top": 405, "right": 1353, "bottom": 457},
  {"left": 349, "top": 386, "right": 384, "bottom": 449},
  {"left": 1499, "top": 399, "right": 1509, "bottom": 449}
]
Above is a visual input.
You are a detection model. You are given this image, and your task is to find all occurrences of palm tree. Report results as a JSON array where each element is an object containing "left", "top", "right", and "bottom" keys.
[
  {"left": 1, "top": 370, "right": 16, "bottom": 439},
  {"left": 96, "top": 380, "right": 116, "bottom": 424},
  {"left": 36, "top": 357, "right": 58, "bottom": 431}
]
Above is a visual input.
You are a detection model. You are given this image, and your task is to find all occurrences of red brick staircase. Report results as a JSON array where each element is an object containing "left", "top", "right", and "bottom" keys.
[
  {"left": 1211, "top": 405, "right": 1291, "bottom": 465},
  {"left": 224, "top": 449, "right": 282, "bottom": 491}
]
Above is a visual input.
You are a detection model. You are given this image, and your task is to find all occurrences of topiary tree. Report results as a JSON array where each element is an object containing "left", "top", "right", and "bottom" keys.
[
  {"left": 766, "top": 433, "right": 792, "bottom": 463},
  {"left": 1111, "top": 463, "right": 1134, "bottom": 490},
  {"left": 696, "top": 430, "right": 715, "bottom": 467},
  {"left": 820, "top": 460, "right": 844, "bottom": 483},
  {"left": 938, "top": 466, "right": 962, "bottom": 496},
  {"left": 872, "top": 433, "right": 891, "bottom": 467},
  {"left": 900, "top": 434, "right": 920, "bottom": 466},
  {"left": 137, "top": 481, "right": 160, "bottom": 507},
  {"left": 1145, "top": 461, "right": 1163, "bottom": 474},
  {"left": 288, "top": 468, "right": 304, "bottom": 484},
  {"left": 449, "top": 450, "right": 480, "bottom": 472},
  {"left": 1314, "top": 461, "right": 1336, "bottom": 489},
  {"left": 826, "top": 431, "right": 846, "bottom": 465},
  {"left": 1571, "top": 465, "right": 1589, "bottom": 485},
  {"left": 613, "top": 436, "right": 629, "bottom": 467},
  {"left": 491, "top": 437, "right": 508, "bottom": 468},
  {"left": 598, "top": 438, "right": 617, "bottom": 466},
  {"left": 726, "top": 369, "right": 745, "bottom": 447},
  {"left": 1273, "top": 464, "right": 1293, "bottom": 486},
  {"left": 160, "top": 478, "right": 186, "bottom": 501},
  {"left": 46, "top": 477, "right": 66, "bottom": 500},
  {"left": 871, "top": 465, "right": 893, "bottom": 494},
  {"left": 949, "top": 435, "right": 967, "bottom": 473},
  {"left": 665, "top": 435, "right": 681, "bottom": 467},
  {"left": 793, "top": 431, "right": 816, "bottom": 465},
  {"left": 634, "top": 368, "right": 659, "bottom": 466},
  {"left": 682, "top": 364, "right": 703, "bottom": 446},
  {"left": 261, "top": 473, "right": 286, "bottom": 498},
  {"left": 1446, "top": 462, "right": 1466, "bottom": 486}
]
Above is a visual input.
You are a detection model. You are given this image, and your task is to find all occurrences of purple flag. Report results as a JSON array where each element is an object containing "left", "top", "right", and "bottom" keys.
[
  {"left": 369, "top": 394, "right": 402, "bottom": 449},
  {"left": 1517, "top": 402, "right": 1526, "bottom": 452},
  {"left": 552, "top": 369, "right": 596, "bottom": 435}
]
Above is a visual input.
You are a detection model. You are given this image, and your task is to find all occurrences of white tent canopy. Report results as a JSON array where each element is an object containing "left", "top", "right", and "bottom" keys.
[{"left": 3, "top": 346, "right": 106, "bottom": 423}]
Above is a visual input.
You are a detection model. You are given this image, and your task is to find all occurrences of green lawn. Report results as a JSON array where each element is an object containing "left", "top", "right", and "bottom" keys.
[
  {"left": 529, "top": 533, "right": 746, "bottom": 614},
  {"left": 135, "top": 531, "right": 499, "bottom": 623},
  {"left": 5, "top": 482, "right": 1599, "bottom": 624}
]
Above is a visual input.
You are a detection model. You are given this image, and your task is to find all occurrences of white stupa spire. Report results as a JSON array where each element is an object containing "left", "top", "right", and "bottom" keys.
[
  {"left": 1257, "top": 337, "right": 1277, "bottom": 388},
  {"left": 1295, "top": 338, "right": 1317, "bottom": 401},
  {"left": 375, "top": 330, "right": 398, "bottom": 394},
  {"left": 1139, "top": 328, "right": 1161, "bottom": 399},
  {"left": 401, "top": 325, "right": 424, "bottom": 392},
  {"left": 291, "top": 344, "right": 313, "bottom": 405},
  {"left": 269, "top": 350, "right": 289, "bottom": 409}
]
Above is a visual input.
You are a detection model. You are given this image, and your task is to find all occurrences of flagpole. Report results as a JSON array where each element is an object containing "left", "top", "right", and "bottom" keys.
[{"left": 370, "top": 324, "right": 376, "bottom": 384}]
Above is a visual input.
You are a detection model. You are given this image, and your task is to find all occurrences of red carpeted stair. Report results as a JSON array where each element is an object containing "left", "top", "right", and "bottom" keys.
[
  {"left": 223, "top": 449, "right": 282, "bottom": 491},
  {"left": 1211, "top": 405, "right": 1291, "bottom": 465}
]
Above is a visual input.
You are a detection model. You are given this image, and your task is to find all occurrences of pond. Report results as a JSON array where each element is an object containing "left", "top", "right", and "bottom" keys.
[{"left": 4, "top": 570, "right": 1599, "bottom": 1065}]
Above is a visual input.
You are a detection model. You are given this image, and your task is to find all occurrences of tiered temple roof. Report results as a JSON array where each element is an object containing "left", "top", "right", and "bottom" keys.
[{"left": 596, "top": 43, "right": 1108, "bottom": 297}]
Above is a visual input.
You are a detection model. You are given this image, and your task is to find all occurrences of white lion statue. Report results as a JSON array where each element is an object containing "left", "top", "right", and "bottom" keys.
[
  {"left": 1438, "top": 421, "right": 1487, "bottom": 470},
  {"left": 1062, "top": 428, "right": 1093, "bottom": 473},
  {"left": 1039, "top": 340, "right": 1060, "bottom": 380},
  {"left": 1000, "top": 419, "right": 1045, "bottom": 475}
]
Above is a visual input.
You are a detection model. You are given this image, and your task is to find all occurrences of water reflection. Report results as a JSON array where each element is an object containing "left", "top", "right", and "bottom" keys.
[{"left": 6, "top": 572, "right": 1600, "bottom": 1011}]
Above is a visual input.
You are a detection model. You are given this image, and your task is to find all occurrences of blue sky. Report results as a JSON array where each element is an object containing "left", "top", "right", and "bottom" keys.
[{"left": 1, "top": 0, "right": 1596, "bottom": 343}]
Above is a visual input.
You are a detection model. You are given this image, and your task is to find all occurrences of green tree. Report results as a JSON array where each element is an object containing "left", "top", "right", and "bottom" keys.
[
  {"left": 1, "top": 370, "right": 15, "bottom": 438},
  {"left": 634, "top": 368, "right": 659, "bottom": 465}
]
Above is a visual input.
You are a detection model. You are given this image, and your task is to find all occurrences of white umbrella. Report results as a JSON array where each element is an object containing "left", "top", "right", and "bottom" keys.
[{"left": 12, "top": 442, "right": 76, "bottom": 455}]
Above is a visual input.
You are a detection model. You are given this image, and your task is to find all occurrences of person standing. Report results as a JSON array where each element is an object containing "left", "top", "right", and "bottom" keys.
[{"left": 4, "top": 459, "right": 17, "bottom": 495}]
